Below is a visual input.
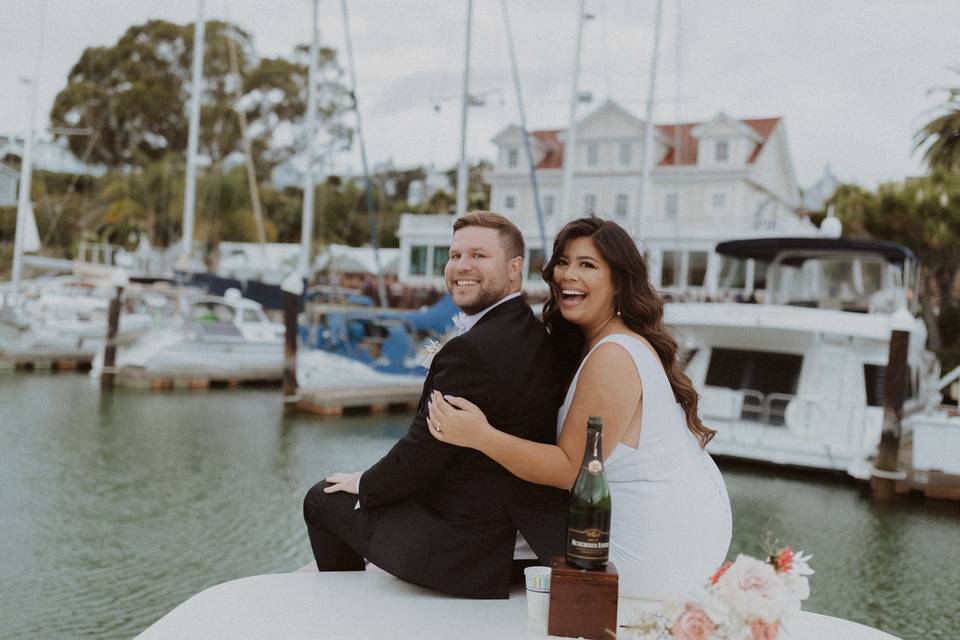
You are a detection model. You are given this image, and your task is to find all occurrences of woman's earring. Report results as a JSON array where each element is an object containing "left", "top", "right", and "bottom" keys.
[{"left": 616, "top": 296, "right": 622, "bottom": 316}]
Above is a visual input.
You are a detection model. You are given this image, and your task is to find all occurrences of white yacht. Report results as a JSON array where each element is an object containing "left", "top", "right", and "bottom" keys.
[
  {"left": 0, "top": 277, "right": 157, "bottom": 361},
  {"left": 666, "top": 235, "right": 954, "bottom": 479},
  {"left": 91, "top": 289, "right": 285, "bottom": 380}
]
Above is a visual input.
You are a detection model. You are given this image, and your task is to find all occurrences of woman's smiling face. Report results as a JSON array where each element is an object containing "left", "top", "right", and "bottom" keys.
[{"left": 551, "top": 235, "right": 616, "bottom": 327}]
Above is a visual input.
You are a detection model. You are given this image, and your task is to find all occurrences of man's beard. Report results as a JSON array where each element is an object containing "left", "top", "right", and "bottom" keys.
[{"left": 456, "top": 285, "right": 509, "bottom": 316}]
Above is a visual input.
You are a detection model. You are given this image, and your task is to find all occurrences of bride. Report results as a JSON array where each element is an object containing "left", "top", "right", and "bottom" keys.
[{"left": 427, "top": 216, "right": 731, "bottom": 600}]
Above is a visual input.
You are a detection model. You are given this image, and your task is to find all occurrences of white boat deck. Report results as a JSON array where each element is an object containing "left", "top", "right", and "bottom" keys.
[{"left": 135, "top": 570, "right": 901, "bottom": 639}]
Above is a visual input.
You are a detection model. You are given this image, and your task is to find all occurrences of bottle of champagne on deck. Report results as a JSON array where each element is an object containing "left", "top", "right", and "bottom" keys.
[{"left": 565, "top": 416, "right": 612, "bottom": 570}]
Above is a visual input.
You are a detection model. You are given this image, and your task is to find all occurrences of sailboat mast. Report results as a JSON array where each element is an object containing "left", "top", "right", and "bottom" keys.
[
  {"left": 12, "top": 1, "right": 46, "bottom": 294},
  {"left": 560, "top": 0, "right": 587, "bottom": 222},
  {"left": 454, "top": 0, "right": 474, "bottom": 217},
  {"left": 340, "top": 0, "right": 388, "bottom": 307},
  {"left": 637, "top": 0, "right": 664, "bottom": 249},
  {"left": 499, "top": 0, "right": 548, "bottom": 258},
  {"left": 12, "top": 83, "right": 38, "bottom": 294},
  {"left": 299, "top": 0, "right": 320, "bottom": 278},
  {"left": 181, "top": 0, "right": 206, "bottom": 269}
]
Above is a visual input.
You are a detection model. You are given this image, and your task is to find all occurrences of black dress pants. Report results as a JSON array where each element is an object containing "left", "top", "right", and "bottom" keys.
[{"left": 303, "top": 481, "right": 374, "bottom": 571}]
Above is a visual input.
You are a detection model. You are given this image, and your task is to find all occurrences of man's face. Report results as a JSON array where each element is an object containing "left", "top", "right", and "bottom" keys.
[{"left": 444, "top": 226, "right": 522, "bottom": 315}]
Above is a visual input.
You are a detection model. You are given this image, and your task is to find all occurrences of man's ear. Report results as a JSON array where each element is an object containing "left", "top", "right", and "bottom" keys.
[{"left": 509, "top": 256, "right": 524, "bottom": 282}]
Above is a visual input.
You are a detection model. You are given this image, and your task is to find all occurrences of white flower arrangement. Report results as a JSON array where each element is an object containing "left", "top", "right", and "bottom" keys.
[{"left": 624, "top": 547, "right": 813, "bottom": 640}]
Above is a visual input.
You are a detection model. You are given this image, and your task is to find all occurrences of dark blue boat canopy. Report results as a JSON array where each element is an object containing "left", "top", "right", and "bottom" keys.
[{"left": 715, "top": 237, "right": 918, "bottom": 265}]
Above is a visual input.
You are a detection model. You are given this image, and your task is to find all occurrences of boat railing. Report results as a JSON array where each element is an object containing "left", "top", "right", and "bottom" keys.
[{"left": 739, "top": 389, "right": 793, "bottom": 426}]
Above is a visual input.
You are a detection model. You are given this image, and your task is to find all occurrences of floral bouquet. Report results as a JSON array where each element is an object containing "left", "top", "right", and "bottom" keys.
[{"left": 625, "top": 547, "right": 814, "bottom": 640}]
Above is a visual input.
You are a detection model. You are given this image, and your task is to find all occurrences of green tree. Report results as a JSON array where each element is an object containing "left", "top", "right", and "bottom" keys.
[
  {"left": 915, "top": 71, "right": 960, "bottom": 175},
  {"left": 49, "top": 19, "right": 352, "bottom": 173}
]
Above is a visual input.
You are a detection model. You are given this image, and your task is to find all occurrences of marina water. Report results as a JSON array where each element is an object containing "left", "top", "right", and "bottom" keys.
[{"left": 2, "top": 373, "right": 958, "bottom": 640}]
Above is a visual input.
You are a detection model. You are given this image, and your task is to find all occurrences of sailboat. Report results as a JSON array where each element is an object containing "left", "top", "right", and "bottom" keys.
[{"left": 1, "top": 39, "right": 157, "bottom": 364}]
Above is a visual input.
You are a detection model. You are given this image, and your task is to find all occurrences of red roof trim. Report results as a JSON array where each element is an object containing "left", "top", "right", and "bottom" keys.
[{"left": 528, "top": 117, "right": 781, "bottom": 169}]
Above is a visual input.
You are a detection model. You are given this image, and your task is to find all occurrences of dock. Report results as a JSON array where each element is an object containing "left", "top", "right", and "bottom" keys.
[
  {"left": 895, "top": 426, "right": 960, "bottom": 500},
  {"left": 110, "top": 366, "right": 283, "bottom": 391},
  {"left": 0, "top": 354, "right": 92, "bottom": 371},
  {"left": 294, "top": 383, "right": 423, "bottom": 415}
]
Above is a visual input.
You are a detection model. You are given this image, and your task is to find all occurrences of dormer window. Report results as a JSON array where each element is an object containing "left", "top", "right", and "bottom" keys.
[
  {"left": 586, "top": 143, "right": 599, "bottom": 167},
  {"left": 619, "top": 142, "right": 632, "bottom": 167},
  {"left": 507, "top": 147, "right": 519, "bottom": 168},
  {"left": 715, "top": 139, "right": 729, "bottom": 163}
]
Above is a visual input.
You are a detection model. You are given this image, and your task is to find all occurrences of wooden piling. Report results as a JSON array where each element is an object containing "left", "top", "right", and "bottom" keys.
[
  {"left": 281, "top": 273, "right": 305, "bottom": 406},
  {"left": 100, "top": 284, "right": 124, "bottom": 391},
  {"left": 871, "top": 309, "right": 912, "bottom": 499}
]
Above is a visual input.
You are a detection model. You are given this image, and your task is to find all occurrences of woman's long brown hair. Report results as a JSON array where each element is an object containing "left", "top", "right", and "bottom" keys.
[{"left": 542, "top": 217, "right": 716, "bottom": 448}]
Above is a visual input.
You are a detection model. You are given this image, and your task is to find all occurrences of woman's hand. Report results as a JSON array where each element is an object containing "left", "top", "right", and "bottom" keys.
[{"left": 426, "top": 390, "right": 493, "bottom": 449}]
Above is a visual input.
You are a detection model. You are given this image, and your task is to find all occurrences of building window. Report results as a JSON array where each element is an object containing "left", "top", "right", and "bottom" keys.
[
  {"left": 505, "top": 195, "right": 516, "bottom": 210},
  {"left": 619, "top": 142, "right": 632, "bottom": 167},
  {"left": 507, "top": 147, "right": 519, "bottom": 168},
  {"left": 432, "top": 245, "right": 449, "bottom": 276},
  {"left": 543, "top": 194, "right": 555, "bottom": 216},
  {"left": 688, "top": 251, "right": 708, "bottom": 287},
  {"left": 711, "top": 192, "right": 728, "bottom": 209},
  {"left": 615, "top": 194, "right": 628, "bottom": 218},
  {"left": 527, "top": 248, "right": 545, "bottom": 280},
  {"left": 584, "top": 193, "right": 597, "bottom": 213},
  {"left": 409, "top": 245, "right": 428, "bottom": 276},
  {"left": 661, "top": 250, "right": 682, "bottom": 287},
  {"left": 715, "top": 139, "right": 729, "bottom": 162},
  {"left": 586, "top": 143, "right": 599, "bottom": 167},
  {"left": 665, "top": 193, "right": 679, "bottom": 219}
]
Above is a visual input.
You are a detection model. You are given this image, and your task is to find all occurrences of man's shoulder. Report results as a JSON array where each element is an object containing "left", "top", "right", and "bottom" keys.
[{"left": 464, "top": 302, "right": 544, "bottom": 343}]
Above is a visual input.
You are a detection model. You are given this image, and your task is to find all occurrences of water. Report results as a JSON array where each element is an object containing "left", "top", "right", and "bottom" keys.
[{"left": 1, "top": 373, "right": 958, "bottom": 639}]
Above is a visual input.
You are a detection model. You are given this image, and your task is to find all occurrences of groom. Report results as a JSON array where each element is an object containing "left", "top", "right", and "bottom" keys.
[{"left": 303, "top": 211, "right": 568, "bottom": 599}]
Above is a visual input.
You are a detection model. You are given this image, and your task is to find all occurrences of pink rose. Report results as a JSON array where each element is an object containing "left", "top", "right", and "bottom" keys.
[
  {"left": 716, "top": 555, "right": 787, "bottom": 623},
  {"left": 750, "top": 618, "right": 780, "bottom": 640},
  {"left": 670, "top": 603, "right": 715, "bottom": 640}
]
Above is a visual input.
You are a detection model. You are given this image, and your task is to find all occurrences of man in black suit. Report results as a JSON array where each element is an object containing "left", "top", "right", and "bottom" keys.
[{"left": 303, "top": 211, "right": 568, "bottom": 599}]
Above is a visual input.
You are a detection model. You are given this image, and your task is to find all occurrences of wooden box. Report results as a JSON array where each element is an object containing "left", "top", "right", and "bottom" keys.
[{"left": 547, "top": 556, "right": 619, "bottom": 640}]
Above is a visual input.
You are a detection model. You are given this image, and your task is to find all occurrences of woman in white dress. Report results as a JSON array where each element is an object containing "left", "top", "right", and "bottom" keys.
[{"left": 427, "top": 217, "right": 731, "bottom": 600}]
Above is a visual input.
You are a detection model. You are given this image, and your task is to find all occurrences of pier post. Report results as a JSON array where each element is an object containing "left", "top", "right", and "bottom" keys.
[
  {"left": 281, "top": 272, "right": 305, "bottom": 409},
  {"left": 101, "top": 281, "right": 125, "bottom": 391},
  {"left": 871, "top": 308, "right": 913, "bottom": 499}
]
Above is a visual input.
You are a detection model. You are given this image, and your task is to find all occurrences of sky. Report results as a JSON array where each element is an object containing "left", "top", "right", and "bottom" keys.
[{"left": 1, "top": 0, "right": 959, "bottom": 189}]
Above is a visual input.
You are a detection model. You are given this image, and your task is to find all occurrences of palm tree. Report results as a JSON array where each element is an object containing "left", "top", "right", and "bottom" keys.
[{"left": 915, "top": 71, "right": 960, "bottom": 174}]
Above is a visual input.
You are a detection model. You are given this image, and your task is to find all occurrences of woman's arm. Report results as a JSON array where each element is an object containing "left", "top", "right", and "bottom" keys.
[{"left": 428, "top": 342, "right": 641, "bottom": 489}]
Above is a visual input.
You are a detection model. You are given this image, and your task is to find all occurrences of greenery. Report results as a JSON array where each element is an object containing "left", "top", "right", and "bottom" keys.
[{"left": 49, "top": 19, "right": 352, "bottom": 175}]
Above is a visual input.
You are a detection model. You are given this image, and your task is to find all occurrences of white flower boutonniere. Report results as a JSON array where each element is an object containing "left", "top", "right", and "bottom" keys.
[{"left": 418, "top": 333, "right": 454, "bottom": 369}]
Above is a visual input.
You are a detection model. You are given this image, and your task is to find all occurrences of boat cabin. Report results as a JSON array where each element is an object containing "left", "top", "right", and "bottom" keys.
[{"left": 713, "top": 237, "right": 920, "bottom": 314}]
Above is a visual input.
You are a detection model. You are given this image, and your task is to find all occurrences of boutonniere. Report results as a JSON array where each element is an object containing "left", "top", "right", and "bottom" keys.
[{"left": 418, "top": 333, "right": 454, "bottom": 369}]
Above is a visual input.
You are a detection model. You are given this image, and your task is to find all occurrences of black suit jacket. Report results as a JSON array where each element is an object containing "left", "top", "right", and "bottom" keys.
[{"left": 358, "top": 295, "right": 569, "bottom": 598}]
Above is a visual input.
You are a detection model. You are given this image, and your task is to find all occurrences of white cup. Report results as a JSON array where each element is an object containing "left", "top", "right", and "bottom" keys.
[{"left": 524, "top": 566, "right": 552, "bottom": 636}]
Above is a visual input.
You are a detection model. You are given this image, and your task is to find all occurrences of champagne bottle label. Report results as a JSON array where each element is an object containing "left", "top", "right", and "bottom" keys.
[{"left": 566, "top": 524, "right": 611, "bottom": 562}]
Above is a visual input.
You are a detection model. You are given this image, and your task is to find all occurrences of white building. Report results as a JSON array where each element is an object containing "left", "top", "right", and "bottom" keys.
[
  {"left": 0, "top": 135, "right": 106, "bottom": 177},
  {"left": 396, "top": 100, "right": 816, "bottom": 296}
]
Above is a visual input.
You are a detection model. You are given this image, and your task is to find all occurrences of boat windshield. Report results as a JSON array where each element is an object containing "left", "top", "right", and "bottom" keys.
[
  {"left": 769, "top": 252, "right": 900, "bottom": 312},
  {"left": 192, "top": 302, "right": 236, "bottom": 324}
]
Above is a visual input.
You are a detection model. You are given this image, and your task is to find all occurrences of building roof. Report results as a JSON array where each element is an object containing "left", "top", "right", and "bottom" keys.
[{"left": 529, "top": 116, "right": 781, "bottom": 169}]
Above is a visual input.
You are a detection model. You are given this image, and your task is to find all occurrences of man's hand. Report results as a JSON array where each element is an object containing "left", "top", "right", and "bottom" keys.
[{"left": 324, "top": 472, "right": 362, "bottom": 495}]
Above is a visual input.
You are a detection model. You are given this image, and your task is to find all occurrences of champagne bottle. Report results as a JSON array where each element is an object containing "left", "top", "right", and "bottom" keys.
[{"left": 565, "top": 416, "right": 612, "bottom": 570}]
